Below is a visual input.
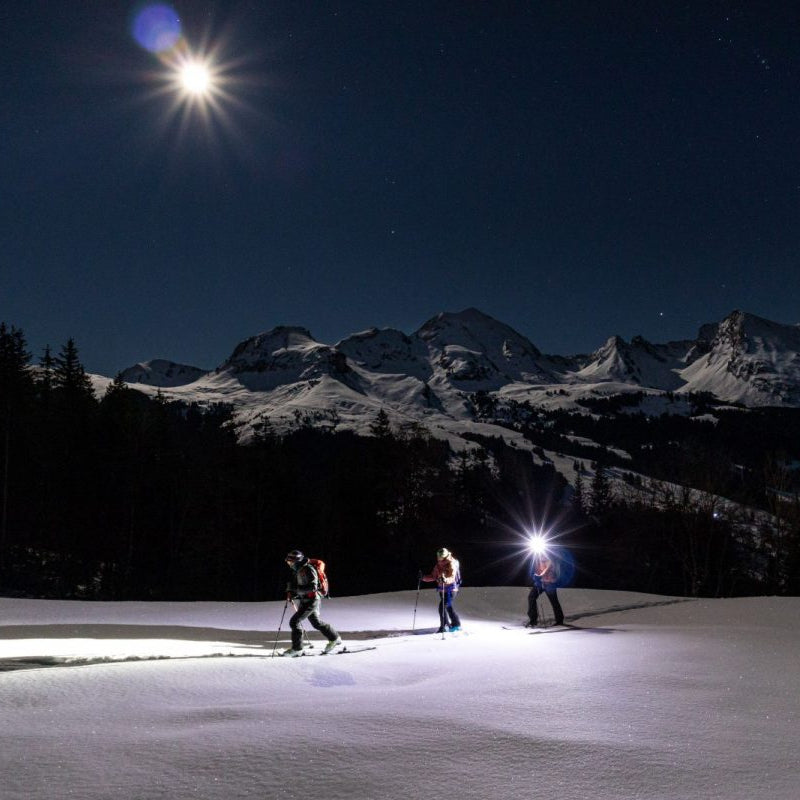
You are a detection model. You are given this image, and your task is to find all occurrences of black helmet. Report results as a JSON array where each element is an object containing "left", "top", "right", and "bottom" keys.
[{"left": 285, "top": 550, "right": 304, "bottom": 563}]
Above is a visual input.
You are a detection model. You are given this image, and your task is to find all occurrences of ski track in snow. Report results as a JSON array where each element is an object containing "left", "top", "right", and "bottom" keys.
[{"left": 0, "top": 594, "right": 693, "bottom": 672}]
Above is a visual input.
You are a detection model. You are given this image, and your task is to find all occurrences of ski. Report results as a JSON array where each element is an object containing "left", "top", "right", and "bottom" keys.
[
  {"left": 314, "top": 645, "right": 376, "bottom": 656},
  {"left": 276, "top": 645, "right": 376, "bottom": 658},
  {"left": 502, "top": 624, "right": 573, "bottom": 632},
  {"left": 529, "top": 625, "right": 570, "bottom": 633},
  {"left": 418, "top": 628, "right": 468, "bottom": 636}
]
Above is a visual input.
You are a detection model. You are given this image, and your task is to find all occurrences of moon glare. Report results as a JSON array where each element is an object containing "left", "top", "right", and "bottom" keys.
[{"left": 180, "top": 61, "right": 211, "bottom": 96}]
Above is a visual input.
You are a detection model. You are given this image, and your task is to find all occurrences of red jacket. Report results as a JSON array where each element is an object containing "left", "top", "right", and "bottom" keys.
[{"left": 423, "top": 555, "right": 461, "bottom": 590}]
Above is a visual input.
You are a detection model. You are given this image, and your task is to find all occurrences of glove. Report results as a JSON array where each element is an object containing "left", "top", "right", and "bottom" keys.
[
  {"left": 417, "top": 570, "right": 423, "bottom": 579},
  {"left": 286, "top": 592, "right": 292, "bottom": 602},
  {"left": 306, "top": 591, "right": 316, "bottom": 599}
]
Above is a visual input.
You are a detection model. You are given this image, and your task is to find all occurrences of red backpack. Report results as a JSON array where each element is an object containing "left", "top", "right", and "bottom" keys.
[{"left": 307, "top": 558, "right": 329, "bottom": 597}]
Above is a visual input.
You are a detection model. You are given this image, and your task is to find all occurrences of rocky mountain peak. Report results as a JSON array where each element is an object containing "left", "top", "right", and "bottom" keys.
[
  {"left": 118, "top": 359, "right": 206, "bottom": 388},
  {"left": 107, "top": 308, "right": 800, "bottom": 446}
]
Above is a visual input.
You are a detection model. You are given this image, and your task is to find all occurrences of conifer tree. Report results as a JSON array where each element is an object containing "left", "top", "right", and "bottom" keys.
[
  {"left": 104, "top": 373, "right": 127, "bottom": 399},
  {"left": 0, "top": 323, "right": 31, "bottom": 393},
  {"left": 252, "top": 412, "right": 277, "bottom": 444},
  {"left": 573, "top": 471, "right": 586, "bottom": 515},
  {"left": 0, "top": 323, "right": 34, "bottom": 566},
  {"left": 590, "top": 463, "right": 613, "bottom": 516},
  {"left": 37, "top": 345, "right": 55, "bottom": 400},
  {"left": 53, "top": 338, "right": 95, "bottom": 400},
  {"left": 369, "top": 408, "right": 392, "bottom": 439}
]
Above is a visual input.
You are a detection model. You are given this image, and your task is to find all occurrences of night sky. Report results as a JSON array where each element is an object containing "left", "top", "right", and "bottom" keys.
[{"left": 3, "top": 1, "right": 799, "bottom": 376}]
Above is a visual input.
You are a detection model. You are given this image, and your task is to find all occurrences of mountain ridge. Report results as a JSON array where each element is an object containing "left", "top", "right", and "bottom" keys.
[{"left": 97, "top": 309, "right": 800, "bottom": 444}]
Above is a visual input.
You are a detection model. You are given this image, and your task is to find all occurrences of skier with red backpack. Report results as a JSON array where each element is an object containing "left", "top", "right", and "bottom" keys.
[
  {"left": 281, "top": 550, "right": 342, "bottom": 657},
  {"left": 421, "top": 547, "right": 462, "bottom": 632}
]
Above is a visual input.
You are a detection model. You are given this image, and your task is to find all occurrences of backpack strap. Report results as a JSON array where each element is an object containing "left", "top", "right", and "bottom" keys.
[{"left": 305, "top": 562, "right": 320, "bottom": 594}]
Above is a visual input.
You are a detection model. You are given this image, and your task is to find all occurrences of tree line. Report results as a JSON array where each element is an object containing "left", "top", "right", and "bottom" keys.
[
  {"left": 0, "top": 325, "right": 568, "bottom": 599},
  {"left": 1, "top": 322, "right": 797, "bottom": 600}
]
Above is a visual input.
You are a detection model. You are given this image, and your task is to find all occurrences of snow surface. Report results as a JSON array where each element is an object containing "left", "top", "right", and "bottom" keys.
[{"left": 1, "top": 588, "right": 798, "bottom": 800}]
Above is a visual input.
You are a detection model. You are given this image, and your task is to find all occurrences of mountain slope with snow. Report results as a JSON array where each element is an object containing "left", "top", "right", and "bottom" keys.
[
  {"left": 575, "top": 334, "right": 694, "bottom": 389},
  {"left": 118, "top": 359, "right": 207, "bottom": 388},
  {"left": 106, "top": 309, "right": 800, "bottom": 447},
  {"left": 678, "top": 310, "right": 800, "bottom": 404}
]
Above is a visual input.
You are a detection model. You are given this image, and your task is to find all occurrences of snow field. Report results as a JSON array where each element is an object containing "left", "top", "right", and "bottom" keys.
[{"left": 1, "top": 588, "right": 798, "bottom": 800}]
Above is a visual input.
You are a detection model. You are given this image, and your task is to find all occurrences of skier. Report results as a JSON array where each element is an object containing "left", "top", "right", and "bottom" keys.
[
  {"left": 281, "top": 550, "right": 342, "bottom": 656},
  {"left": 527, "top": 550, "right": 565, "bottom": 627},
  {"left": 422, "top": 547, "right": 462, "bottom": 632}
]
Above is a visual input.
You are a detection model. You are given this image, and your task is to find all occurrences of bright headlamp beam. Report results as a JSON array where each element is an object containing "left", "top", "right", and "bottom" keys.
[{"left": 528, "top": 534, "right": 548, "bottom": 555}]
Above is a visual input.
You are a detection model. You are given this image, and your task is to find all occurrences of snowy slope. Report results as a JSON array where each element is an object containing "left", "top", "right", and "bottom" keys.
[
  {"left": 417, "top": 307, "right": 556, "bottom": 388},
  {"left": 575, "top": 334, "right": 693, "bottom": 389},
  {"left": 219, "top": 326, "right": 352, "bottom": 392},
  {"left": 1, "top": 589, "right": 798, "bottom": 800},
  {"left": 678, "top": 310, "right": 800, "bottom": 404},
  {"left": 337, "top": 326, "right": 430, "bottom": 379},
  {"left": 118, "top": 359, "right": 207, "bottom": 388},
  {"left": 101, "top": 308, "right": 800, "bottom": 448}
]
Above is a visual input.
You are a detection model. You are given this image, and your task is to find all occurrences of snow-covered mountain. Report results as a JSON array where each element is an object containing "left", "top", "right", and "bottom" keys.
[
  {"left": 574, "top": 334, "right": 695, "bottom": 390},
  {"left": 217, "top": 326, "right": 352, "bottom": 392},
  {"left": 678, "top": 310, "right": 800, "bottom": 405},
  {"left": 416, "top": 308, "right": 556, "bottom": 387},
  {"left": 118, "top": 359, "right": 206, "bottom": 388},
  {"left": 107, "top": 309, "right": 800, "bottom": 444}
]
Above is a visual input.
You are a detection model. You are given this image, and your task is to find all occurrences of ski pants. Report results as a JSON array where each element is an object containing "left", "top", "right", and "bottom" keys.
[
  {"left": 528, "top": 584, "right": 564, "bottom": 625},
  {"left": 438, "top": 585, "right": 461, "bottom": 630},
  {"left": 289, "top": 597, "right": 339, "bottom": 650}
]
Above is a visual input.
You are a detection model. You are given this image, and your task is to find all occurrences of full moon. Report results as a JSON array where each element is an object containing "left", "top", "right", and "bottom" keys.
[{"left": 180, "top": 62, "right": 211, "bottom": 95}]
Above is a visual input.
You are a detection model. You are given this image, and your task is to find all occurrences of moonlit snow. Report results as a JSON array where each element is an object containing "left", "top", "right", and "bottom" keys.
[{"left": 1, "top": 588, "right": 798, "bottom": 799}]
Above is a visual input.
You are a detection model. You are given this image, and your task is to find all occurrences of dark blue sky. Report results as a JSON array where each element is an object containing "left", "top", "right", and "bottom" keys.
[{"left": 2, "top": 1, "right": 799, "bottom": 375}]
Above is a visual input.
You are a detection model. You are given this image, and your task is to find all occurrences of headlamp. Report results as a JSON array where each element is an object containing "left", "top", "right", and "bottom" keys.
[{"left": 527, "top": 534, "right": 548, "bottom": 556}]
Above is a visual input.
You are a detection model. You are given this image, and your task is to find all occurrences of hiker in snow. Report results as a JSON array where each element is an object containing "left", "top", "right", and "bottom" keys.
[
  {"left": 282, "top": 550, "right": 341, "bottom": 657},
  {"left": 422, "top": 547, "right": 462, "bottom": 632},
  {"left": 527, "top": 550, "right": 565, "bottom": 627}
]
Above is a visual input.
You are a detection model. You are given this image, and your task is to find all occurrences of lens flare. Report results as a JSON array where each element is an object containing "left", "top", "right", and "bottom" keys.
[
  {"left": 132, "top": 4, "right": 181, "bottom": 53},
  {"left": 130, "top": 5, "right": 266, "bottom": 159}
]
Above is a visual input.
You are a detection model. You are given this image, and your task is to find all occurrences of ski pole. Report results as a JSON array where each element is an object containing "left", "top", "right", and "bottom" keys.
[
  {"left": 439, "top": 581, "right": 446, "bottom": 640},
  {"left": 271, "top": 598, "right": 290, "bottom": 658},
  {"left": 412, "top": 571, "right": 422, "bottom": 632}
]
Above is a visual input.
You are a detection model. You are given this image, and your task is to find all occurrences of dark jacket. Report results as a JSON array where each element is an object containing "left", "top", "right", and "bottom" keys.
[{"left": 287, "top": 558, "right": 321, "bottom": 600}]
